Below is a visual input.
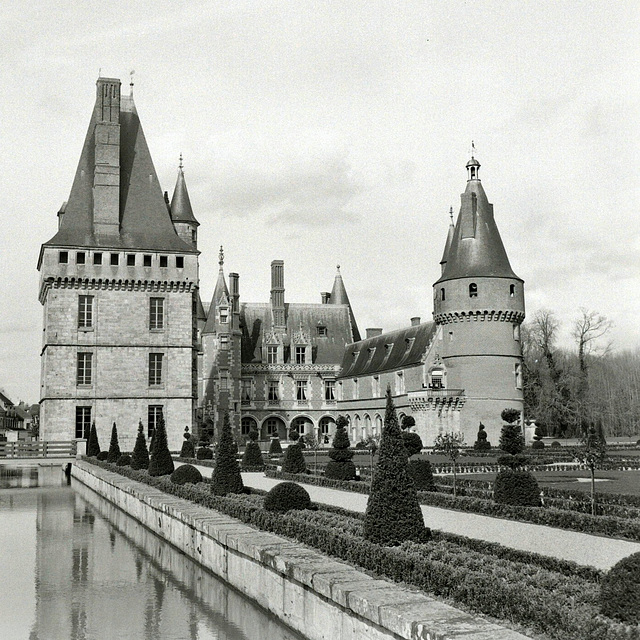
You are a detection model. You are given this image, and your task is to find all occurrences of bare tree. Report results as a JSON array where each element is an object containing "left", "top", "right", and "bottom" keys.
[{"left": 433, "top": 432, "right": 465, "bottom": 497}]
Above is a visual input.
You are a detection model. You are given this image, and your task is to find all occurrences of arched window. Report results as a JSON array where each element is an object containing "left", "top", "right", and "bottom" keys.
[
  {"left": 354, "top": 415, "right": 361, "bottom": 440},
  {"left": 374, "top": 415, "right": 383, "bottom": 436},
  {"left": 469, "top": 283, "right": 478, "bottom": 298},
  {"left": 241, "top": 417, "right": 257, "bottom": 435},
  {"left": 513, "top": 324, "right": 521, "bottom": 341},
  {"left": 441, "top": 287, "right": 445, "bottom": 301},
  {"left": 510, "top": 284, "right": 515, "bottom": 297},
  {"left": 364, "top": 415, "right": 371, "bottom": 438},
  {"left": 515, "top": 363, "right": 523, "bottom": 389}
]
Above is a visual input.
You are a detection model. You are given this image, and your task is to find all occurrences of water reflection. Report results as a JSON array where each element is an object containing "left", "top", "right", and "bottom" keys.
[
  {"left": 0, "top": 463, "right": 68, "bottom": 489},
  {"left": 0, "top": 480, "right": 306, "bottom": 640}
]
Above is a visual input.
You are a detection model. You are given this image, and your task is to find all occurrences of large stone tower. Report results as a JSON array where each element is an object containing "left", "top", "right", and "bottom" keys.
[
  {"left": 37, "top": 77, "right": 199, "bottom": 450},
  {"left": 433, "top": 156, "right": 525, "bottom": 442}
]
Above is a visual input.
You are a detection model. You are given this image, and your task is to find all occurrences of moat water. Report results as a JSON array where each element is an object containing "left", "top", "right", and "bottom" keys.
[{"left": 0, "top": 464, "right": 306, "bottom": 640}]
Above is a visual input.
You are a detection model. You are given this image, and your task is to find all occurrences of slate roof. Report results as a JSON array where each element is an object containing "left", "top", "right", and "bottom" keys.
[
  {"left": 202, "top": 269, "right": 230, "bottom": 334},
  {"left": 337, "top": 321, "right": 437, "bottom": 378},
  {"left": 435, "top": 172, "right": 521, "bottom": 284},
  {"left": 41, "top": 91, "right": 195, "bottom": 255},
  {"left": 239, "top": 303, "right": 355, "bottom": 365},
  {"left": 329, "top": 266, "right": 361, "bottom": 342}
]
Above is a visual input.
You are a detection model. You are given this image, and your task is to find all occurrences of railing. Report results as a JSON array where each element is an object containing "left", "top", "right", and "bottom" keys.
[{"left": 0, "top": 440, "right": 77, "bottom": 458}]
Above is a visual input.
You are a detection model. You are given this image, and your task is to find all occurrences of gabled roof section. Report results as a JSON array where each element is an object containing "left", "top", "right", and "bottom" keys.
[
  {"left": 202, "top": 267, "right": 230, "bottom": 334},
  {"left": 436, "top": 159, "right": 521, "bottom": 284},
  {"left": 329, "top": 265, "right": 361, "bottom": 341},
  {"left": 337, "top": 321, "right": 437, "bottom": 378},
  {"left": 170, "top": 159, "right": 199, "bottom": 226},
  {"left": 42, "top": 82, "right": 195, "bottom": 254},
  {"left": 239, "top": 303, "right": 354, "bottom": 364}
]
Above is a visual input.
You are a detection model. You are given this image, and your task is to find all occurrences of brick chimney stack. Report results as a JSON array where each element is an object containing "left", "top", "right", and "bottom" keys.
[{"left": 270, "top": 260, "right": 285, "bottom": 327}]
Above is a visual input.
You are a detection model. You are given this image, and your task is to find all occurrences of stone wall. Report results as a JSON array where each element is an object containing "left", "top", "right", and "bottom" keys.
[{"left": 71, "top": 461, "right": 530, "bottom": 640}]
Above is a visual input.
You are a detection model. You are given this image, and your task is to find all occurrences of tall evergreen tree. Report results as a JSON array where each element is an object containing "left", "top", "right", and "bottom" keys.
[
  {"left": 131, "top": 420, "right": 150, "bottom": 470},
  {"left": 106, "top": 422, "right": 121, "bottom": 463},
  {"left": 325, "top": 415, "right": 356, "bottom": 480},
  {"left": 86, "top": 421, "right": 100, "bottom": 457},
  {"left": 148, "top": 416, "right": 174, "bottom": 476},
  {"left": 363, "top": 388, "right": 426, "bottom": 545},
  {"left": 211, "top": 413, "right": 244, "bottom": 495}
]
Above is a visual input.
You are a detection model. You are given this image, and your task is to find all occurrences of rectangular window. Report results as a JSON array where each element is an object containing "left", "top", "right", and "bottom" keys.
[
  {"left": 219, "top": 308, "right": 229, "bottom": 323},
  {"left": 295, "top": 346, "right": 306, "bottom": 364},
  {"left": 220, "top": 377, "right": 228, "bottom": 390},
  {"left": 149, "top": 298, "right": 164, "bottom": 330},
  {"left": 76, "top": 252, "right": 85, "bottom": 265},
  {"left": 337, "top": 381, "right": 343, "bottom": 401},
  {"left": 143, "top": 254, "right": 152, "bottom": 267},
  {"left": 77, "top": 352, "right": 93, "bottom": 385},
  {"left": 148, "top": 405, "right": 163, "bottom": 439},
  {"left": 317, "top": 326, "right": 327, "bottom": 336},
  {"left": 396, "top": 371, "right": 405, "bottom": 395},
  {"left": 324, "top": 380, "right": 335, "bottom": 401},
  {"left": 176, "top": 256, "right": 184, "bottom": 269},
  {"left": 149, "top": 353, "right": 163, "bottom": 386},
  {"left": 513, "top": 324, "right": 521, "bottom": 341},
  {"left": 59, "top": 251, "right": 68, "bottom": 264},
  {"left": 78, "top": 295, "right": 94, "bottom": 328},
  {"left": 159, "top": 255, "right": 168, "bottom": 268},
  {"left": 267, "top": 346, "right": 278, "bottom": 364},
  {"left": 75, "top": 407, "right": 91, "bottom": 439},
  {"left": 515, "top": 363, "right": 523, "bottom": 389},
  {"left": 93, "top": 253, "right": 102, "bottom": 265},
  {"left": 373, "top": 375, "right": 380, "bottom": 397},
  {"left": 110, "top": 253, "right": 119, "bottom": 266},
  {"left": 268, "top": 380, "right": 279, "bottom": 401},
  {"left": 220, "top": 335, "right": 229, "bottom": 350},
  {"left": 241, "top": 379, "right": 252, "bottom": 403},
  {"left": 127, "top": 254, "right": 136, "bottom": 266},
  {"left": 353, "top": 378, "right": 359, "bottom": 399},
  {"left": 296, "top": 380, "right": 308, "bottom": 401}
]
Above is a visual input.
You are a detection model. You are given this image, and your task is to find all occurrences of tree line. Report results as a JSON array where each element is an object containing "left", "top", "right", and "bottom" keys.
[{"left": 522, "top": 308, "right": 640, "bottom": 437}]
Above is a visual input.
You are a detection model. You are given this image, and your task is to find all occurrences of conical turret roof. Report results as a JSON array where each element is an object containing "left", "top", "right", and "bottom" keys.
[
  {"left": 41, "top": 82, "right": 194, "bottom": 255},
  {"left": 170, "top": 159, "right": 199, "bottom": 226},
  {"left": 439, "top": 207, "right": 455, "bottom": 267},
  {"left": 329, "top": 265, "right": 361, "bottom": 342},
  {"left": 436, "top": 159, "right": 521, "bottom": 284}
]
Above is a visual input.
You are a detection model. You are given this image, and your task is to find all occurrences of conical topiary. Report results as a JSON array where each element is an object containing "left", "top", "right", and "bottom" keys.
[
  {"left": 325, "top": 415, "right": 356, "bottom": 480},
  {"left": 269, "top": 437, "right": 283, "bottom": 456},
  {"left": 131, "top": 420, "right": 150, "bottom": 470},
  {"left": 87, "top": 421, "right": 100, "bottom": 457},
  {"left": 179, "top": 426, "right": 195, "bottom": 458},
  {"left": 211, "top": 412, "right": 244, "bottom": 495},
  {"left": 282, "top": 429, "right": 307, "bottom": 474},
  {"left": 148, "top": 416, "right": 174, "bottom": 476},
  {"left": 363, "top": 387, "right": 427, "bottom": 545},
  {"left": 106, "top": 422, "right": 121, "bottom": 463},
  {"left": 241, "top": 430, "right": 265, "bottom": 469}
]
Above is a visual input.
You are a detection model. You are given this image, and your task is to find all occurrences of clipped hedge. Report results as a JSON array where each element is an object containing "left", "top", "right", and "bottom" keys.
[
  {"left": 494, "top": 470, "right": 541, "bottom": 506},
  {"left": 601, "top": 552, "right": 640, "bottom": 624},
  {"left": 83, "top": 458, "right": 634, "bottom": 640},
  {"left": 196, "top": 447, "right": 213, "bottom": 460},
  {"left": 116, "top": 454, "right": 131, "bottom": 467}
]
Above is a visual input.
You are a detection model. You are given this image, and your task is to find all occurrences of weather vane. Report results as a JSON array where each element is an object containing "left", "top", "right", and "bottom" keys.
[
  {"left": 129, "top": 69, "right": 135, "bottom": 94},
  {"left": 219, "top": 246, "right": 224, "bottom": 267}
]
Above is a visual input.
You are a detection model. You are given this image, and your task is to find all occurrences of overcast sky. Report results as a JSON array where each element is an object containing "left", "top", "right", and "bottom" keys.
[{"left": 1, "top": 1, "right": 638, "bottom": 403}]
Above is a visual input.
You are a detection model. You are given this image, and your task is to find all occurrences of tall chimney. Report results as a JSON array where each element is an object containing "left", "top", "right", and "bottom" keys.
[
  {"left": 411, "top": 317, "right": 421, "bottom": 326},
  {"left": 229, "top": 272, "right": 240, "bottom": 313},
  {"left": 93, "top": 77, "right": 121, "bottom": 236},
  {"left": 270, "top": 260, "right": 285, "bottom": 327},
  {"left": 366, "top": 328, "right": 383, "bottom": 338},
  {"left": 321, "top": 292, "right": 331, "bottom": 304}
]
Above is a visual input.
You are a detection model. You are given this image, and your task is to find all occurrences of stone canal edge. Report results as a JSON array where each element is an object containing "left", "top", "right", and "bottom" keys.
[{"left": 72, "top": 461, "right": 531, "bottom": 640}]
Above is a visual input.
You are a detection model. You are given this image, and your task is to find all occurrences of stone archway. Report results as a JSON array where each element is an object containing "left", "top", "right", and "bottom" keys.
[
  {"left": 261, "top": 416, "right": 287, "bottom": 441},
  {"left": 290, "top": 415, "right": 313, "bottom": 439}
]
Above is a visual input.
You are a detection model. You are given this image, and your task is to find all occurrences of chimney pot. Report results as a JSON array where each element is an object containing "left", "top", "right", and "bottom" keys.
[
  {"left": 411, "top": 317, "right": 421, "bottom": 326},
  {"left": 366, "top": 328, "right": 383, "bottom": 338},
  {"left": 321, "top": 292, "right": 331, "bottom": 304}
]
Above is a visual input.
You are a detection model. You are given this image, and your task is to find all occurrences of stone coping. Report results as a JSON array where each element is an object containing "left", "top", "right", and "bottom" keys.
[{"left": 72, "top": 460, "right": 531, "bottom": 640}]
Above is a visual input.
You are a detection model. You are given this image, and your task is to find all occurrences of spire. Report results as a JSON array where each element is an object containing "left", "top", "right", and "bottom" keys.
[
  {"left": 202, "top": 245, "right": 230, "bottom": 335},
  {"left": 436, "top": 156, "right": 520, "bottom": 284},
  {"left": 169, "top": 155, "right": 199, "bottom": 226},
  {"left": 329, "top": 265, "right": 361, "bottom": 342},
  {"left": 40, "top": 76, "right": 194, "bottom": 255}
]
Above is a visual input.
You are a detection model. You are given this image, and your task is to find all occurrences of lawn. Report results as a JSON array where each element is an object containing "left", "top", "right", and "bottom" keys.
[{"left": 459, "top": 470, "right": 640, "bottom": 497}]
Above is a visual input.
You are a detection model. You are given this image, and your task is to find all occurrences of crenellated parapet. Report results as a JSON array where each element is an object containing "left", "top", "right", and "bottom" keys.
[{"left": 434, "top": 309, "right": 525, "bottom": 325}]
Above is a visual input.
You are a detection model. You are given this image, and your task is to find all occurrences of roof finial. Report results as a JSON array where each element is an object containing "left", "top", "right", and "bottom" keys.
[
  {"left": 471, "top": 140, "right": 476, "bottom": 158},
  {"left": 129, "top": 69, "right": 135, "bottom": 96},
  {"left": 336, "top": 264, "right": 341, "bottom": 272},
  {"left": 218, "top": 245, "right": 224, "bottom": 269},
  {"left": 179, "top": 153, "right": 183, "bottom": 170},
  {"left": 449, "top": 206, "right": 454, "bottom": 223}
]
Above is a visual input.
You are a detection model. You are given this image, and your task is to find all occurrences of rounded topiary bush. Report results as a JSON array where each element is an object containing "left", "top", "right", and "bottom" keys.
[
  {"left": 494, "top": 470, "right": 540, "bottom": 506},
  {"left": 264, "top": 482, "right": 311, "bottom": 513},
  {"left": 170, "top": 464, "right": 203, "bottom": 486},
  {"left": 407, "top": 459, "right": 436, "bottom": 490},
  {"left": 116, "top": 454, "right": 131, "bottom": 467},
  {"left": 531, "top": 440, "right": 545, "bottom": 449},
  {"left": 551, "top": 440, "right": 561, "bottom": 448},
  {"left": 97, "top": 451, "right": 109, "bottom": 461},
  {"left": 197, "top": 447, "right": 213, "bottom": 460},
  {"left": 401, "top": 431, "right": 423, "bottom": 457},
  {"left": 601, "top": 552, "right": 640, "bottom": 624}
]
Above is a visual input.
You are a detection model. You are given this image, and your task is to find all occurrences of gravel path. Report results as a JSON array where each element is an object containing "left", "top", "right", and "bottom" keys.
[{"left": 183, "top": 463, "right": 640, "bottom": 571}]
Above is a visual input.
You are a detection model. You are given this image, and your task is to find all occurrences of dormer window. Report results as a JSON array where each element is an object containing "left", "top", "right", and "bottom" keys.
[
  {"left": 382, "top": 343, "right": 393, "bottom": 362},
  {"left": 469, "top": 283, "right": 478, "bottom": 298},
  {"left": 219, "top": 308, "right": 228, "bottom": 323},
  {"left": 317, "top": 325, "right": 327, "bottom": 336},
  {"left": 405, "top": 338, "right": 414, "bottom": 353},
  {"left": 295, "top": 346, "right": 306, "bottom": 364},
  {"left": 366, "top": 347, "right": 376, "bottom": 365},
  {"left": 267, "top": 345, "right": 278, "bottom": 364},
  {"left": 430, "top": 368, "right": 444, "bottom": 390}
]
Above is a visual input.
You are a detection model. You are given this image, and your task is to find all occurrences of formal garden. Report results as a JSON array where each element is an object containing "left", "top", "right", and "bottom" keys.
[{"left": 82, "top": 396, "right": 640, "bottom": 640}]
